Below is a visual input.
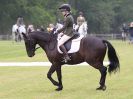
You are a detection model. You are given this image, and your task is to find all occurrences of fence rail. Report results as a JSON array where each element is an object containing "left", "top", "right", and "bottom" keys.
[
  {"left": 0, "top": 35, "right": 12, "bottom": 40},
  {"left": 89, "top": 33, "right": 123, "bottom": 40},
  {"left": 0, "top": 33, "right": 123, "bottom": 40}
]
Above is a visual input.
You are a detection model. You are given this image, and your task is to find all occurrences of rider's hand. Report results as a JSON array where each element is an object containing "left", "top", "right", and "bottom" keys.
[{"left": 54, "top": 30, "right": 58, "bottom": 34}]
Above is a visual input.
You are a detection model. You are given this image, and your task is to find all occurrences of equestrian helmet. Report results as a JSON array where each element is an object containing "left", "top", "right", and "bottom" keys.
[{"left": 59, "top": 4, "right": 71, "bottom": 12}]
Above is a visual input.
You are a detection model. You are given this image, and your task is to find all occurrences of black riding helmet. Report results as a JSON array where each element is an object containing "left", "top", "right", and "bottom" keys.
[{"left": 59, "top": 4, "right": 71, "bottom": 12}]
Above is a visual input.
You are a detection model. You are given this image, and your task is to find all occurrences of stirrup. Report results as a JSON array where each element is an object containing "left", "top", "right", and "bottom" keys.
[{"left": 62, "top": 56, "right": 71, "bottom": 63}]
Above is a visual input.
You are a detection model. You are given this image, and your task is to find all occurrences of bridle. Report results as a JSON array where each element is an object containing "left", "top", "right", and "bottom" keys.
[
  {"left": 27, "top": 37, "right": 40, "bottom": 53},
  {"left": 35, "top": 46, "right": 40, "bottom": 51}
]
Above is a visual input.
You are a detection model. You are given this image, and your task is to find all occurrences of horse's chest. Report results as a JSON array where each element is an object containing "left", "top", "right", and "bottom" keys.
[{"left": 47, "top": 51, "right": 59, "bottom": 61}]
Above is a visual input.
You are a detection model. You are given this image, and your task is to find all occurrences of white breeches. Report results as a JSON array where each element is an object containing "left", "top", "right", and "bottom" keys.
[{"left": 58, "top": 34, "right": 71, "bottom": 46}]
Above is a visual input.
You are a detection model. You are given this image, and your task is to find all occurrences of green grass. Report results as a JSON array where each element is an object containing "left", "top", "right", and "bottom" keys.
[
  {"left": 0, "top": 40, "right": 133, "bottom": 99},
  {"left": 0, "top": 41, "right": 48, "bottom": 62}
]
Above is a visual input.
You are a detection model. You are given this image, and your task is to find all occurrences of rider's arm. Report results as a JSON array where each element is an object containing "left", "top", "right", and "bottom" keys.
[{"left": 57, "top": 17, "right": 70, "bottom": 33}]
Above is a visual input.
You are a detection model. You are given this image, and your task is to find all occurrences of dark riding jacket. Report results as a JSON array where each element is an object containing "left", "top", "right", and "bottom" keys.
[{"left": 57, "top": 13, "right": 75, "bottom": 37}]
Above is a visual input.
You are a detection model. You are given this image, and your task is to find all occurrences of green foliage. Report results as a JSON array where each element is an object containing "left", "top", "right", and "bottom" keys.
[
  {"left": 70, "top": 0, "right": 133, "bottom": 33},
  {"left": 85, "top": 0, "right": 115, "bottom": 33},
  {"left": 0, "top": 0, "right": 133, "bottom": 34}
]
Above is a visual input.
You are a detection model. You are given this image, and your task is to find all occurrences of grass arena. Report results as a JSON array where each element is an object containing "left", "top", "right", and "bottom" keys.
[{"left": 0, "top": 40, "right": 133, "bottom": 99}]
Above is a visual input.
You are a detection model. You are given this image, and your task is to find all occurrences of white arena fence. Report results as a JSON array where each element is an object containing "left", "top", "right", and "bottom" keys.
[
  {"left": 0, "top": 62, "right": 110, "bottom": 66},
  {"left": 89, "top": 33, "right": 122, "bottom": 40},
  {"left": 0, "top": 35, "right": 12, "bottom": 40},
  {"left": 0, "top": 33, "right": 123, "bottom": 40}
]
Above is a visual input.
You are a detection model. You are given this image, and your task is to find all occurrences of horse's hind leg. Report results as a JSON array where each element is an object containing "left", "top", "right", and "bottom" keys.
[
  {"left": 88, "top": 61, "right": 107, "bottom": 91},
  {"left": 97, "top": 65, "right": 107, "bottom": 91}
]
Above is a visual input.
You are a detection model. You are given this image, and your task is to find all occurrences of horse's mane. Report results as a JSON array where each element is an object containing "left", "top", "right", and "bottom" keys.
[
  {"left": 29, "top": 31, "right": 57, "bottom": 50},
  {"left": 29, "top": 31, "right": 52, "bottom": 42}
]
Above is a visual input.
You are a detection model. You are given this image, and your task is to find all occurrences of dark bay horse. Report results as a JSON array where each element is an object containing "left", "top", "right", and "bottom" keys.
[{"left": 22, "top": 32, "right": 120, "bottom": 91}]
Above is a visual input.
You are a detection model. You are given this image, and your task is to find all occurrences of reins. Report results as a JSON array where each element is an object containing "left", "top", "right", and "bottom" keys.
[
  {"left": 35, "top": 46, "right": 40, "bottom": 51},
  {"left": 48, "top": 33, "right": 57, "bottom": 50}
]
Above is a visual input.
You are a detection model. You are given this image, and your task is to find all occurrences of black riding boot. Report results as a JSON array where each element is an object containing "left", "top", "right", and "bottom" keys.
[{"left": 60, "top": 45, "right": 71, "bottom": 62}]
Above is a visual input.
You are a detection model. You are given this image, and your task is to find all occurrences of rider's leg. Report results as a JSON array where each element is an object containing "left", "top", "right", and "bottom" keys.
[
  {"left": 60, "top": 45, "right": 71, "bottom": 61},
  {"left": 58, "top": 35, "right": 71, "bottom": 62}
]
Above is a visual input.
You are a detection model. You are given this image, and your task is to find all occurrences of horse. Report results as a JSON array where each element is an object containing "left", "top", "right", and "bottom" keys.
[
  {"left": 12, "top": 24, "right": 26, "bottom": 42},
  {"left": 22, "top": 31, "right": 120, "bottom": 91}
]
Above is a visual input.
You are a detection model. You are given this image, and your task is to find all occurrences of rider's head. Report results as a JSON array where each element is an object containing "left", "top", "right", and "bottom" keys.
[{"left": 59, "top": 4, "right": 71, "bottom": 15}]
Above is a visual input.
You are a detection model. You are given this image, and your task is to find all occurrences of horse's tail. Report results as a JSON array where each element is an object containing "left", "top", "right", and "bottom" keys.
[{"left": 103, "top": 40, "right": 120, "bottom": 74}]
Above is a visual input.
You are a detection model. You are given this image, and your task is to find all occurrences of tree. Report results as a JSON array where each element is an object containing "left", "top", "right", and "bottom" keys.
[{"left": 0, "top": 0, "right": 133, "bottom": 34}]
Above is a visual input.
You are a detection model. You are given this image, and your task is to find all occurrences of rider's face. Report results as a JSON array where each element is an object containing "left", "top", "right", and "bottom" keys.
[{"left": 61, "top": 10, "right": 66, "bottom": 16}]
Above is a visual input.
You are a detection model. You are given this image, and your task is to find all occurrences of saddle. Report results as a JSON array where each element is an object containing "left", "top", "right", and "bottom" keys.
[
  {"left": 64, "top": 33, "right": 80, "bottom": 51},
  {"left": 58, "top": 33, "right": 84, "bottom": 54}
]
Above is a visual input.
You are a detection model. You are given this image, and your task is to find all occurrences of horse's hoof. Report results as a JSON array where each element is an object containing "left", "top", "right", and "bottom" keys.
[
  {"left": 96, "top": 85, "right": 106, "bottom": 91},
  {"left": 55, "top": 86, "right": 63, "bottom": 91},
  {"left": 53, "top": 82, "right": 59, "bottom": 86}
]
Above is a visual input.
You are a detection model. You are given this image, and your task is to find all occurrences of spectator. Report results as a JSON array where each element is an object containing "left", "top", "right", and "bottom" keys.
[
  {"left": 40, "top": 25, "right": 45, "bottom": 32},
  {"left": 121, "top": 23, "right": 128, "bottom": 41},
  {"left": 47, "top": 23, "right": 55, "bottom": 33},
  {"left": 74, "top": 11, "right": 88, "bottom": 36},
  {"left": 27, "top": 24, "right": 35, "bottom": 33},
  {"left": 76, "top": 11, "right": 86, "bottom": 26},
  {"left": 12, "top": 16, "right": 26, "bottom": 42},
  {"left": 16, "top": 16, "right": 25, "bottom": 27},
  {"left": 129, "top": 22, "right": 133, "bottom": 44}
]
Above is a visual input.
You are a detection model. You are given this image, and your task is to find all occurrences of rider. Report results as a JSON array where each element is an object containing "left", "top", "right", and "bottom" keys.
[
  {"left": 12, "top": 16, "right": 25, "bottom": 41},
  {"left": 56, "top": 4, "right": 75, "bottom": 62}
]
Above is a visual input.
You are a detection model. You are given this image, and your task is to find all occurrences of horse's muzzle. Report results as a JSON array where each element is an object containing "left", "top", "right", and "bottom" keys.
[
  {"left": 28, "top": 51, "right": 35, "bottom": 57},
  {"left": 28, "top": 53, "right": 35, "bottom": 57},
  {"left": 28, "top": 47, "right": 40, "bottom": 57}
]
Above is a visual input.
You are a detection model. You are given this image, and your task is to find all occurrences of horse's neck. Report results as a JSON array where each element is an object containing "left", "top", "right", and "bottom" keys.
[{"left": 38, "top": 38, "right": 57, "bottom": 54}]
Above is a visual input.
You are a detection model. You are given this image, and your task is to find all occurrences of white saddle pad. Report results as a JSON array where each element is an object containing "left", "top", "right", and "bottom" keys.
[{"left": 57, "top": 35, "right": 84, "bottom": 54}]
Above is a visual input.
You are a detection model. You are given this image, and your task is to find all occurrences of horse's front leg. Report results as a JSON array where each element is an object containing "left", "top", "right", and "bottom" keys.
[
  {"left": 55, "top": 65, "right": 63, "bottom": 91},
  {"left": 47, "top": 65, "right": 59, "bottom": 86}
]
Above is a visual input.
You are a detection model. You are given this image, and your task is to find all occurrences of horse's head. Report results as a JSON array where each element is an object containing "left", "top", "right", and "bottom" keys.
[{"left": 22, "top": 33, "right": 36, "bottom": 57}]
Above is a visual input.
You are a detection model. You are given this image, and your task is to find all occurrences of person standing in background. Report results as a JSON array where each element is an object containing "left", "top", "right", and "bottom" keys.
[
  {"left": 129, "top": 22, "right": 133, "bottom": 44},
  {"left": 121, "top": 23, "right": 128, "bottom": 41},
  {"left": 74, "top": 11, "right": 88, "bottom": 36},
  {"left": 76, "top": 12, "right": 86, "bottom": 26}
]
